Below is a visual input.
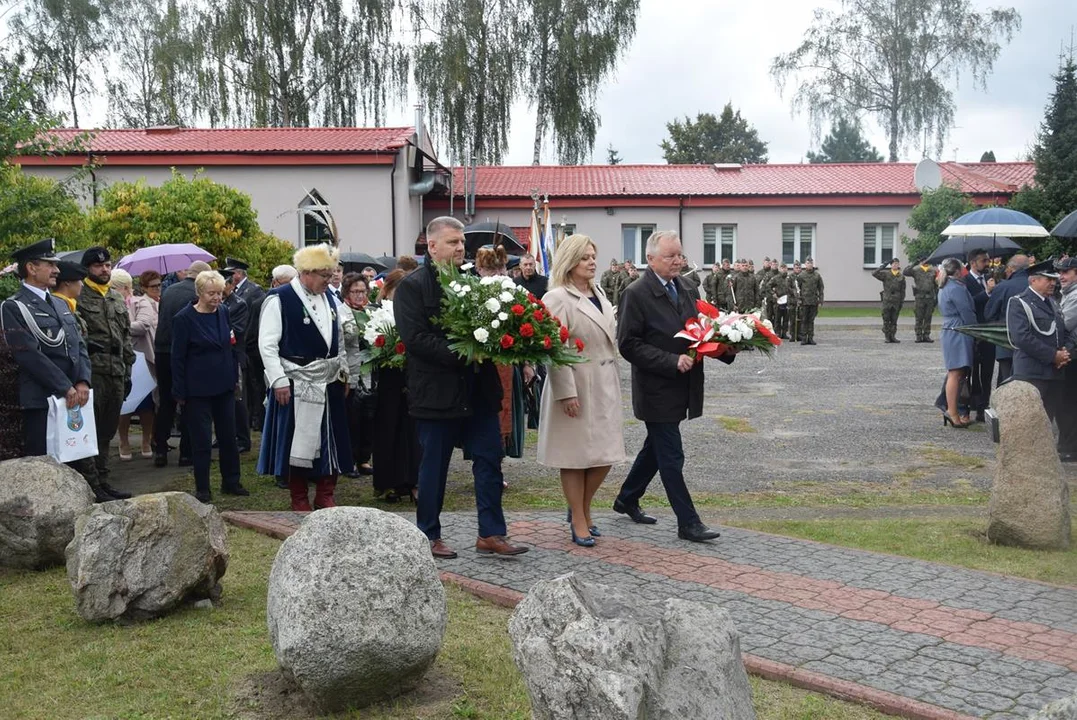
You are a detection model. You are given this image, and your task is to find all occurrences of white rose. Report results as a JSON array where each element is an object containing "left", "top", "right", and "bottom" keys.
[
  {"left": 480, "top": 276, "right": 499, "bottom": 285},
  {"left": 461, "top": 285, "right": 472, "bottom": 293},
  {"left": 499, "top": 291, "right": 514, "bottom": 302},
  {"left": 491, "top": 319, "right": 501, "bottom": 329},
  {"left": 501, "top": 277, "right": 517, "bottom": 290},
  {"left": 498, "top": 312, "right": 508, "bottom": 321},
  {"left": 484, "top": 298, "right": 501, "bottom": 312},
  {"left": 473, "top": 327, "right": 489, "bottom": 342},
  {"left": 726, "top": 328, "right": 742, "bottom": 343},
  {"left": 450, "top": 282, "right": 461, "bottom": 292},
  {"left": 741, "top": 325, "right": 754, "bottom": 340},
  {"left": 461, "top": 262, "right": 474, "bottom": 271}
]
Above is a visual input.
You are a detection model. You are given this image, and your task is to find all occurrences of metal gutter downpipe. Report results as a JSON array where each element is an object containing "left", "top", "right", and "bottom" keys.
[{"left": 390, "top": 154, "right": 398, "bottom": 256}]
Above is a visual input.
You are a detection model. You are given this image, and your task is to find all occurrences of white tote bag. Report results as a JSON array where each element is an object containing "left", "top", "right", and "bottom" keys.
[{"left": 46, "top": 390, "right": 99, "bottom": 463}]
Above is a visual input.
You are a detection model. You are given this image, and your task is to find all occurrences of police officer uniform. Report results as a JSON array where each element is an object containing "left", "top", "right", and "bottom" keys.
[{"left": 1006, "top": 260, "right": 1070, "bottom": 423}]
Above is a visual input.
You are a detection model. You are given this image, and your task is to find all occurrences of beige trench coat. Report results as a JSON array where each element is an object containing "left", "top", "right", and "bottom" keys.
[{"left": 537, "top": 284, "right": 626, "bottom": 469}]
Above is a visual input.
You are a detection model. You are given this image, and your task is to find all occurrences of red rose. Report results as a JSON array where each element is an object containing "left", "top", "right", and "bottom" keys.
[
  {"left": 543, "top": 336, "right": 552, "bottom": 349},
  {"left": 394, "top": 342, "right": 406, "bottom": 354},
  {"left": 374, "top": 335, "right": 386, "bottom": 348},
  {"left": 559, "top": 326, "right": 569, "bottom": 343},
  {"left": 533, "top": 309, "right": 545, "bottom": 322},
  {"left": 520, "top": 322, "right": 535, "bottom": 338},
  {"left": 511, "top": 303, "right": 526, "bottom": 316},
  {"left": 575, "top": 338, "right": 585, "bottom": 353},
  {"left": 500, "top": 334, "right": 515, "bottom": 349}
]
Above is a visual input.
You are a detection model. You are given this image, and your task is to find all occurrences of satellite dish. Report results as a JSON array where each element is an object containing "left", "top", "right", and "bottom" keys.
[{"left": 914, "top": 158, "right": 942, "bottom": 192}]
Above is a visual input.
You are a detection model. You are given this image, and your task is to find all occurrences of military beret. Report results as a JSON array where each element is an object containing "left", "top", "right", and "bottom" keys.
[
  {"left": 10, "top": 237, "right": 60, "bottom": 264},
  {"left": 56, "top": 260, "right": 88, "bottom": 282},
  {"left": 81, "top": 246, "right": 111, "bottom": 266}
]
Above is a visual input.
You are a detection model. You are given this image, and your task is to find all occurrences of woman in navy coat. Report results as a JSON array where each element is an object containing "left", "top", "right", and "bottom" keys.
[
  {"left": 172, "top": 270, "right": 247, "bottom": 502},
  {"left": 936, "top": 258, "right": 977, "bottom": 428}
]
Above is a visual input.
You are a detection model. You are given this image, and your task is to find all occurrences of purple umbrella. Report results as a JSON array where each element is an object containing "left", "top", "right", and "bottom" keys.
[{"left": 116, "top": 243, "right": 216, "bottom": 275}]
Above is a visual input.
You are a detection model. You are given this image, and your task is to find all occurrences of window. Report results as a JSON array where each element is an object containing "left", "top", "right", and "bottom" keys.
[
  {"left": 703, "top": 224, "right": 736, "bottom": 265},
  {"left": 561, "top": 223, "right": 576, "bottom": 236},
  {"left": 299, "top": 189, "right": 333, "bottom": 246},
  {"left": 781, "top": 224, "right": 815, "bottom": 264},
  {"left": 863, "top": 223, "right": 897, "bottom": 266},
  {"left": 621, "top": 224, "right": 656, "bottom": 265}
]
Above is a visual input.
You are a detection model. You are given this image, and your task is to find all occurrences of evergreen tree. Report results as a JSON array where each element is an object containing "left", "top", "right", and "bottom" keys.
[
  {"left": 806, "top": 117, "right": 883, "bottom": 163},
  {"left": 979, "top": 150, "right": 996, "bottom": 162},
  {"left": 606, "top": 143, "right": 622, "bottom": 165},
  {"left": 660, "top": 103, "right": 768, "bottom": 165}
]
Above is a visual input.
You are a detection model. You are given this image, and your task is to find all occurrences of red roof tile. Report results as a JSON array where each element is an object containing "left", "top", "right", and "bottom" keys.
[
  {"left": 34, "top": 127, "right": 415, "bottom": 154},
  {"left": 451, "top": 162, "right": 1035, "bottom": 199}
]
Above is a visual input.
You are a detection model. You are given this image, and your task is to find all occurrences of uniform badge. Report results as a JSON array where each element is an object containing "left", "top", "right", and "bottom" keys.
[{"left": 66, "top": 406, "right": 84, "bottom": 432}]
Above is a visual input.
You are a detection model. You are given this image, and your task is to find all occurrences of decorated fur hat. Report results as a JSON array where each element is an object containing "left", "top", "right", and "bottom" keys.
[{"left": 293, "top": 243, "right": 340, "bottom": 272}]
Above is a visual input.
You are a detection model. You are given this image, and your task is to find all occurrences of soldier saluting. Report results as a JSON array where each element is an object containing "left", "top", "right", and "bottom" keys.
[{"left": 873, "top": 258, "right": 907, "bottom": 343}]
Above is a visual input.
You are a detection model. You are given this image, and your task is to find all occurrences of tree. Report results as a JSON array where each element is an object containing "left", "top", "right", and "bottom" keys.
[
  {"left": 979, "top": 150, "right": 996, "bottom": 162},
  {"left": 11, "top": 0, "right": 112, "bottom": 127},
  {"left": 606, "top": 143, "right": 622, "bottom": 165},
  {"left": 196, "top": 0, "right": 404, "bottom": 127},
  {"left": 411, "top": 0, "right": 522, "bottom": 164},
  {"left": 806, "top": 117, "right": 883, "bottom": 163},
  {"left": 106, "top": 0, "right": 199, "bottom": 128},
  {"left": 900, "top": 184, "right": 977, "bottom": 262},
  {"left": 771, "top": 0, "right": 1021, "bottom": 162},
  {"left": 522, "top": 0, "right": 639, "bottom": 165},
  {"left": 0, "top": 165, "right": 87, "bottom": 259},
  {"left": 660, "top": 103, "right": 768, "bottom": 164}
]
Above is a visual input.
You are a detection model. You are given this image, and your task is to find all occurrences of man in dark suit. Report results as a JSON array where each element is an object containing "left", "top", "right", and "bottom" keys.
[
  {"left": 0, "top": 240, "right": 114, "bottom": 501},
  {"left": 222, "top": 270, "right": 251, "bottom": 452},
  {"left": 226, "top": 257, "right": 266, "bottom": 307},
  {"left": 1006, "top": 260, "right": 1070, "bottom": 422},
  {"left": 986, "top": 254, "right": 1030, "bottom": 385},
  {"left": 515, "top": 253, "right": 548, "bottom": 298},
  {"left": 395, "top": 216, "right": 528, "bottom": 560},
  {"left": 613, "top": 230, "right": 733, "bottom": 543},
  {"left": 966, "top": 249, "right": 995, "bottom": 421}
]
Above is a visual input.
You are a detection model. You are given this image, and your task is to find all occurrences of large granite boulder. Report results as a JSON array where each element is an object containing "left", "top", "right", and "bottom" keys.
[
  {"left": 1028, "top": 691, "right": 1077, "bottom": 719},
  {"left": 0, "top": 456, "right": 94, "bottom": 569},
  {"left": 509, "top": 572, "right": 756, "bottom": 720},
  {"left": 266, "top": 507, "right": 446, "bottom": 712},
  {"left": 988, "top": 381, "right": 1071, "bottom": 550},
  {"left": 66, "top": 492, "right": 228, "bottom": 622}
]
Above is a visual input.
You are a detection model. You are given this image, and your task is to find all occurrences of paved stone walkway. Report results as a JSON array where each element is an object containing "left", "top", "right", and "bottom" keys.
[{"left": 224, "top": 509, "right": 1077, "bottom": 720}]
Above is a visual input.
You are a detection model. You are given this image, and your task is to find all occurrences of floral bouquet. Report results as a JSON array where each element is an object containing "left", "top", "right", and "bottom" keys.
[
  {"left": 367, "top": 277, "right": 384, "bottom": 304},
  {"left": 358, "top": 299, "right": 406, "bottom": 371},
  {"left": 674, "top": 299, "right": 781, "bottom": 361},
  {"left": 435, "top": 263, "right": 587, "bottom": 366}
]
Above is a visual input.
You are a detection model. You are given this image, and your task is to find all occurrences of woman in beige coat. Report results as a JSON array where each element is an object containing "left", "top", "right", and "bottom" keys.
[{"left": 538, "top": 234, "right": 626, "bottom": 546}]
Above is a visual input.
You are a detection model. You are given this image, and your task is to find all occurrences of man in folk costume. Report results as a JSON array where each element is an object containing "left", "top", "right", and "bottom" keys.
[{"left": 257, "top": 244, "right": 354, "bottom": 510}]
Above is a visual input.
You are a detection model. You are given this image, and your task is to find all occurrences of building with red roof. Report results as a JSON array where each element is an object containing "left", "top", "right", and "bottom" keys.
[{"left": 13, "top": 126, "right": 1034, "bottom": 300}]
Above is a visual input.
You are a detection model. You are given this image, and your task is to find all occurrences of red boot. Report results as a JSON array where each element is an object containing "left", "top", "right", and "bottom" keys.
[
  {"left": 289, "top": 479, "right": 313, "bottom": 512},
  {"left": 313, "top": 476, "right": 338, "bottom": 509}
]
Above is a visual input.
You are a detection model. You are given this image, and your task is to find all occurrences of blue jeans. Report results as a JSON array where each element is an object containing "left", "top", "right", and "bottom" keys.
[
  {"left": 616, "top": 420, "right": 700, "bottom": 528},
  {"left": 415, "top": 411, "right": 506, "bottom": 541}
]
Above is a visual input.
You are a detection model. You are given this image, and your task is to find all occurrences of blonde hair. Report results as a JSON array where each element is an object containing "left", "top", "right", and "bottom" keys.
[
  {"left": 109, "top": 268, "right": 133, "bottom": 291},
  {"left": 293, "top": 243, "right": 340, "bottom": 272},
  {"left": 549, "top": 234, "right": 597, "bottom": 290},
  {"left": 195, "top": 270, "right": 226, "bottom": 295}
]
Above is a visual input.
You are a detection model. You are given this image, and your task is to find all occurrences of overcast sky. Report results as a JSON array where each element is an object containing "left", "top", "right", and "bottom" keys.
[{"left": 40, "top": 0, "right": 1077, "bottom": 166}]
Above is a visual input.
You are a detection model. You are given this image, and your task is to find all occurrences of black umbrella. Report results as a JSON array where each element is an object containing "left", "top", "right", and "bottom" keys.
[
  {"left": 925, "top": 235, "right": 1022, "bottom": 264},
  {"left": 375, "top": 255, "right": 398, "bottom": 271},
  {"left": 463, "top": 221, "right": 527, "bottom": 257},
  {"left": 339, "top": 252, "right": 387, "bottom": 273},
  {"left": 1050, "top": 209, "right": 1077, "bottom": 239}
]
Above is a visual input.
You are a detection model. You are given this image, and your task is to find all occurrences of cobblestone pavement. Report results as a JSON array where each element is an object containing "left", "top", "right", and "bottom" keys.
[{"left": 225, "top": 509, "right": 1077, "bottom": 720}]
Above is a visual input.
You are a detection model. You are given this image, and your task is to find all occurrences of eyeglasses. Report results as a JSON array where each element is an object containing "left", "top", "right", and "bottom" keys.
[
  {"left": 146, "top": 283, "right": 162, "bottom": 289},
  {"left": 311, "top": 270, "right": 333, "bottom": 279},
  {"left": 348, "top": 288, "right": 368, "bottom": 296}
]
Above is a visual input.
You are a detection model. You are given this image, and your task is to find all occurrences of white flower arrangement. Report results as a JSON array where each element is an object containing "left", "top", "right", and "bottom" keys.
[{"left": 362, "top": 299, "right": 397, "bottom": 346}]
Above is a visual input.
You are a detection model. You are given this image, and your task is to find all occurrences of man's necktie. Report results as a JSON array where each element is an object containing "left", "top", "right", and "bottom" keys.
[{"left": 666, "top": 281, "right": 678, "bottom": 304}]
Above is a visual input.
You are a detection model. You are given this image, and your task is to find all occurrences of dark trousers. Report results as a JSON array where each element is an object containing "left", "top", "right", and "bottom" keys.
[
  {"left": 92, "top": 374, "right": 124, "bottom": 479},
  {"left": 185, "top": 391, "right": 241, "bottom": 494},
  {"left": 245, "top": 359, "right": 266, "bottom": 430},
  {"left": 347, "top": 387, "right": 375, "bottom": 468},
  {"left": 415, "top": 411, "right": 506, "bottom": 541},
  {"left": 997, "top": 358, "right": 1013, "bottom": 386},
  {"left": 774, "top": 306, "right": 789, "bottom": 337},
  {"left": 970, "top": 341, "right": 996, "bottom": 411},
  {"left": 616, "top": 421, "right": 700, "bottom": 529},
  {"left": 23, "top": 407, "right": 47, "bottom": 456},
  {"left": 233, "top": 370, "right": 250, "bottom": 451},
  {"left": 154, "top": 353, "right": 190, "bottom": 458},
  {"left": 1057, "top": 363, "right": 1077, "bottom": 454},
  {"left": 800, "top": 304, "right": 819, "bottom": 341},
  {"left": 1023, "top": 378, "right": 1062, "bottom": 424}
]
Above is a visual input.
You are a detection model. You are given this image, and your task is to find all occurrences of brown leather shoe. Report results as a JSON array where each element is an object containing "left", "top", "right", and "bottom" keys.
[
  {"left": 475, "top": 535, "right": 529, "bottom": 556},
  {"left": 430, "top": 539, "right": 458, "bottom": 559}
]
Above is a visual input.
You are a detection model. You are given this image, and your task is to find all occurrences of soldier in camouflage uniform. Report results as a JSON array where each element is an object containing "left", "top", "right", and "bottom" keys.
[
  {"left": 600, "top": 259, "right": 621, "bottom": 304},
  {"left": 731, "top": 259, "right": 758, "bottom": 312},
  {"left": 797, "top": 258, "right": 824, "bottom": 345},
  {"left": 768, "top": 263, "right": 794, "bottom": 339},
  {"left": 703, "top": 262, "right": 721, "bottom": 304},
  {"left": 789, "top": 261, "right": 804, "bottom": 340},
  {"left": 756, "top": 258, "right": 778, "bottom": 320},
  {"left": 78, "top": 247, "right": 135, "bottom": 486},
  {"left": 903, "top": 259, "right": 938, "bottom": 342},
  {"left": 872, "top": 258, "right": 908, "bottom": 343}
]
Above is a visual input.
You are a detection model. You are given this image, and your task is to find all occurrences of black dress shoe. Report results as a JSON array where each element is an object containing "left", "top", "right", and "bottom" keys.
[
  {"left": 100, "top": 483, "right": 132, "bottom": 500},
  {"left": 678, "top": 522, "right": 721, "bottom": 542},
  {"left": 153, "top": 453, "right": 168, "bottom": 468},
  {"left": 92, "top": 487, "right": 114, "bottom": 503},
  {"left": 613, "top": 498, "right": 657, "bottom": 524},
  {"left": 1059, "top": 452, "right": 1077, "bottom": 463},
  {"left": 357, "top": 464, "right": 374, "bottom": 476},
  {"left": 222, "top": 484, "right": 250, "bottom": 496},
  {"left": 975, "top": 411, "right": 986, "bottom": 423},
  {"left": 194, "top": 490, "right": 213, "bottom": 503},
  {"left": 342, "top": 470, "right": 362, "bottom": 479}
]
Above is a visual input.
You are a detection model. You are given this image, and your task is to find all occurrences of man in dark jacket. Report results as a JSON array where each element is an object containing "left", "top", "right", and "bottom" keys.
[
  {"left": 612, "top": 230, "right": 733, "bottom": 543},
  {"left": 1006, "top": 260, "right": 1070, "bottom": 421},
  {"left": 152, "top": 259, "right": 211, "bottom": 466},
  {"left": 965, "top": 249, "right": 995, "bottom": 421},
  {"left": 395, "top": 216, "right": 528, "bottom": 560},
  {"left": 986, "top": 254, "right": 1030, "bottom": 385},
  {"left": 222, "top": 271, "right": 251, "bottom": 452},
  {"left": 515, "top": 253, "right": 548, "bottom": 298}
]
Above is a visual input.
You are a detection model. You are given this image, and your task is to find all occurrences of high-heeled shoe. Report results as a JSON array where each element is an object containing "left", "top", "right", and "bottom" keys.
[
  {"left": 942, "top": 413, "right": 971, "bottom": 429},
  {"left": 566, "top": 509, "right": 602, "bottom": 538},
  {"left": 571, "top": 527, "right": 596, "bottom": 547}
]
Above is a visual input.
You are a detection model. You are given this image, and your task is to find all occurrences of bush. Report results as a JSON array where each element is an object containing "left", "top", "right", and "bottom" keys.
[{"left": 0, "top": 165, "right": 87, "bottom": 258}]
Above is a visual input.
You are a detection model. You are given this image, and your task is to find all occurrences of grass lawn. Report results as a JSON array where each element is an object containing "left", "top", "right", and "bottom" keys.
[
  {"left": 0, "top": 527, "right": 890, "bottom": 720},
  {"left": 816, "top": 306, "right": 940, "bottom": 318}
]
